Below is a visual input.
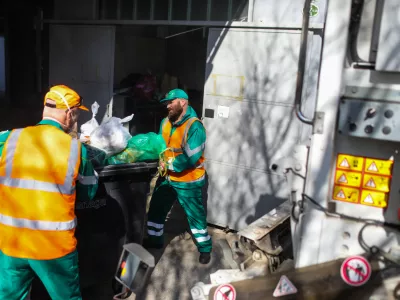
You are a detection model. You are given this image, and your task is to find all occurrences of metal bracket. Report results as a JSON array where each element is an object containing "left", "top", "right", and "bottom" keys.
[
  {"left": 312, "top": 111, "right": 324, "bottom": 134},
  {"left": 270, "top": 145, "right": 308, "bottom": 202},
  {"left": 238, "top": 201, "right": 292, "bottom": 242},
  {"left": 344, "top": 86, "right": 400, "bottom": 103}
]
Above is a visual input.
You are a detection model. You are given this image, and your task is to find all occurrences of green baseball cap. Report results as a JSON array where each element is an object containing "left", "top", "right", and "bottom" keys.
[{"left": 161, "top": 89, "right": 189, "bottom": 103}]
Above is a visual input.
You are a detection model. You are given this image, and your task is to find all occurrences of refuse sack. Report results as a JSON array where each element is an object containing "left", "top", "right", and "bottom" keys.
[
  {"left": 80, "top": 102, "right": 100, "bottom": 143},
  {"left": 90, "top": 115, "right": 134, "bottom": 156},
  {"left": 107, "top": 132, "right": 166, "bottom": 165}
]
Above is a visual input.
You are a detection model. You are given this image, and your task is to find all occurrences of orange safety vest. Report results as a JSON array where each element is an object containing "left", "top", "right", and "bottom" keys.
[
  {"left": 161, "top": 117, "right": 205, "bottom": 183},
  {"left": 0, "top": 125, "right": 81, "bottom": 260}
]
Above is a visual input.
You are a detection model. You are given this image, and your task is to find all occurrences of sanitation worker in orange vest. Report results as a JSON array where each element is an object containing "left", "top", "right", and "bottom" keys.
[
  {"left": 144, "top": 89, "right": 212, "bottom": 264},
  {"left": 0, "top": 85, "right": 99, "bottom": 300}
]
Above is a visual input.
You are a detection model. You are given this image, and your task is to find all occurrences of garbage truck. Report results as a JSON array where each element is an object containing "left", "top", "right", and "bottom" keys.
[
  {"left": 188, "top": 0, "right": 400, "bottom": 299},
  {"left": 95, "top": 0, "right": 400, "bottom": 298},
  {"left": 5, "top": 0, "right": 400, "bottom": 298}
]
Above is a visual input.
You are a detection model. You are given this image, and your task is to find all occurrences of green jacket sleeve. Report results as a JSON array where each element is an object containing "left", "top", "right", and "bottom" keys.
[
  {"left": 76, "top": 143, "right": 99, "bottom": 202},
  {"left": 0, "top": 131, "right": 11, "bottom": 157},
  {"left": 168, "top": 121, "right": 206, "bottom": 173}
]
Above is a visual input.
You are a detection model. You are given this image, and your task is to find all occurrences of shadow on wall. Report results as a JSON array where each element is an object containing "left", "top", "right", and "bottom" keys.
[{"left": 202, "top": 25, "right": 319, "bottom": 230}]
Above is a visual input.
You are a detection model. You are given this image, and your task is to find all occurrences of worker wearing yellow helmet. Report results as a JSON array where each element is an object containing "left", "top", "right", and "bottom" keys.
[
  {"left": 144, "top": 89, "right": 212, "bottom": 264},
  {"left": 0, "top": 85, "right": 98, "bottom": 299}
]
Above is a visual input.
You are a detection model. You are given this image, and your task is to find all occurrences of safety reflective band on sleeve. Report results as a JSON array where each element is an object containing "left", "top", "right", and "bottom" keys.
[
  {"left": 191, "top": 228, "right": 208, "bottom": 234},
  {"left": 148, "top": 229, "right": 164, "bottom": 236},
  {"left": 184, "top": 142, "right": 205, "bottom": 158},
  {"left": 0, "top": 129, "right": 79, "bottom": 195},
  {"left": 0, "top": 213, "right": 77, "bottom": 231},
  {"left": 147, "top": 221, "right": 164, "bottom": 229},
  {"left": 195, "top": 235, "right": 211, "bottom": 243}
]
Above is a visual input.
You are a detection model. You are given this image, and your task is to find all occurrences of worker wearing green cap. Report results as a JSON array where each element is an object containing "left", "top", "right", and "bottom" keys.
[{"left": 144, "top": 89, "right": 212, "bottom": 264}]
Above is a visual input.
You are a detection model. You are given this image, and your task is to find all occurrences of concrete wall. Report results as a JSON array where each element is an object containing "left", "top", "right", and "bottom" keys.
[{"left": 114, "top": 27, "right": 166, "bottom": 85}]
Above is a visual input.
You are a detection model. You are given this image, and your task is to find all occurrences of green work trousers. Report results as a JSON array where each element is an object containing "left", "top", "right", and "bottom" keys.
[
  {"left": 147, "top": 180, "right": 212, "bottom": 253},
  {"left": 0, "top": 250, "right": 81, "bottom": 300}
]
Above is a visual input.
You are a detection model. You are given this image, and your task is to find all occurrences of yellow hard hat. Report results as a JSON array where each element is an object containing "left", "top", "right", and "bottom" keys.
[{"left": 44, "top": 85, "right": 89, "bottom": 111}]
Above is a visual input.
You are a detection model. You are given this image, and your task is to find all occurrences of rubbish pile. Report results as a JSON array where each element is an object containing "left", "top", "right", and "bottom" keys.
[{"left": 79, "top": 102, "right": 166, "bottom": 167}]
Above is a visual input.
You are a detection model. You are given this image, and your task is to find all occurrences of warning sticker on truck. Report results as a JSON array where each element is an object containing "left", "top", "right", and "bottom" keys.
[
  {"left": 336, "top": 154, "right": 364, "bottom": 172},
  {"left": 360, "top": 190, "right": 388, "bottom": 208},
  {"left": 364, "top": 158, "right": 393, "bottom": 176},
  {"left": 334, "top": 171, "right": 362, "bottom": 188},
  {"left": 333, "top": 153, "right": 393, "bottom": 208},
  {"left": 332, "top": 185, "right": 360, "bottom": 203},
  {"left": 362, "top": 175, "right": 390, "bottom": 193}
]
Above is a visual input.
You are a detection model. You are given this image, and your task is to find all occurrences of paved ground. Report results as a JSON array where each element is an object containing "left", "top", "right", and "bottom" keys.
[
  {"left": 142, "top": 227, "right": 231, "bottom": 300},
  {"left": 79, "top": 225, "right": 230, "bottom": 300}
]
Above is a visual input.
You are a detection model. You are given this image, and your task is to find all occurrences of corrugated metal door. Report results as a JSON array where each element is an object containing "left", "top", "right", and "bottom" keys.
[
  {"left": 49, "top": 25, "right": 115, "bottom": 125},
  {"left": 203, "top": 28, "right": 321, "bottom": 230}
]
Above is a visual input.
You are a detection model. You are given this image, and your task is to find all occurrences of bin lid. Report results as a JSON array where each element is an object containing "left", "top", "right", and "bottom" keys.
[{"left": 96, "top": 161, "right": 158, "bottom": 178}]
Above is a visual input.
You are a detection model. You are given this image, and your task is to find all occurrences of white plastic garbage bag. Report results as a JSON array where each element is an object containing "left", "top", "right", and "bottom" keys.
[
  {"left": 90, "top": 114, "right": 134, "bottom": 156},
  {"left": 80, "top": 102, "right": 100, "bottom": 142}
]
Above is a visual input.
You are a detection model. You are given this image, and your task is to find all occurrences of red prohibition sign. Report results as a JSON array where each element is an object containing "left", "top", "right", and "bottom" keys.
[
  {"left": 213, "top": 284, "right": 236, "bottom": 300},
  {"left": 340, "top": 256, "right": 372, "bottom": 287}
]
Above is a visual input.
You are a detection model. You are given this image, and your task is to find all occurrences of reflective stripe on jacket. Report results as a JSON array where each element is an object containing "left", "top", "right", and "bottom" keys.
[
  {"left": 161, "top": 117, "right": 205, "bottom": 183},
  {"left": 0, "top": 125, "right": 81, "bottom": 260}
]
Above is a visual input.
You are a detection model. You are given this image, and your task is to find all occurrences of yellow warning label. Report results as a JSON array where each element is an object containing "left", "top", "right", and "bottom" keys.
[
  {"left": 336, "top": 154, "right": 364, "bottom": 172},
  {"left": 332, "top": 185, "right": 360, "bottom": 203},
  {"left": 334, "top": 171, "right": 362, "bottom": 188},
  {"left": 334, "top": 154, "right": 393, "bottom": 207},
  {"left": 362, "top": 175, "right": 391, "bottom": 192},
  {"left": 365, "top": 158, "right": 393, "bottom": 176},
  {"left": 360, "top": 190, "right": 388, "bottom": 208}
]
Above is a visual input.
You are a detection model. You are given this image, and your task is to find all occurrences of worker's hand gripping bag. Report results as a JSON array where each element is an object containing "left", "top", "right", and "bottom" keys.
[
  {"left": 80, "top": 101, "right": 100, "bottom": 142},
  {"left": 90, "top": 114, "right": 134, "bottom": 156}
]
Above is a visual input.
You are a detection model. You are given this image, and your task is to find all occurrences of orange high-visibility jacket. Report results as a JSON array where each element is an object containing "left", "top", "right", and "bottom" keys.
[
  {"left": 0, "top": 125, "right": 81, "bottom": 260},
  {"left": 161, "top": 117, "right": 205, "bottom": 183}
]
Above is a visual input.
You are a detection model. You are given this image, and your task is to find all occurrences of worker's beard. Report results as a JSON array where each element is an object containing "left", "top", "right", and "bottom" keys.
[{"left": 168, "top": 103, "right": 183, "bottom": 123}]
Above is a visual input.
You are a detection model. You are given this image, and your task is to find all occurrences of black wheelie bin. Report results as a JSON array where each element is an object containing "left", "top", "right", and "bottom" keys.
[{"left": 29, "top": 161, "right": 158, "bottom": 299}]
